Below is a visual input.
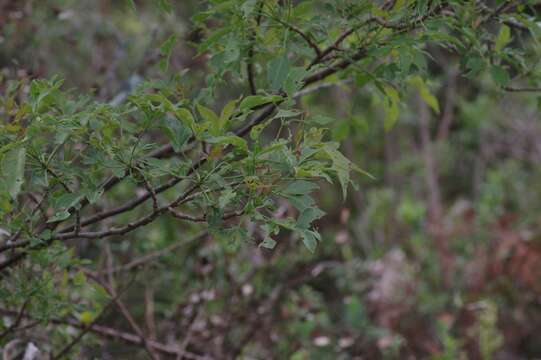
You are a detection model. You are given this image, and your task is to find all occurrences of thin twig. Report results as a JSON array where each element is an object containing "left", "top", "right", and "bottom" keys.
[
  {"left": 271, "top": 16, "right": 321, "bottom": 56},
  {"left": 0, "top": 300, "right": 28, "bottom": 341},
  {"left": 94, "top": 259, "right": 161, "bottom": 360},
  {"left": 503, "top": 86, "right": 541, "bottom": 92},
  {"left": 52, "top": 277, "right": 135, "bottom": 360},
  {"left": 246, "top": 1, "right": 265, "bottom": 95},
  {"left": 0, "top": 306, "right": 211, "bottom": 360},
  {"left": 94, "top": 231, "right": 207, "bottom": 275}
]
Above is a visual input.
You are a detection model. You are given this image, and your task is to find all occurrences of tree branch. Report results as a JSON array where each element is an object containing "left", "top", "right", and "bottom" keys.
[
  {"left": 246, "top": 1, "right": 265, "bottom": 95},
  {"left": 0, "top": 307, "right": 212, "bottom": 360}
]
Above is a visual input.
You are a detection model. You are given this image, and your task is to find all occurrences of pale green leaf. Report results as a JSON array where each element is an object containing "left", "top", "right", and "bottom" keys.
[
  {"left": 79, "top": 311, "right": 95, "bottom": 325},
  {"left": 300, "top": 229, "right": 320, "bottom": 253},
  {"left": 259, "top": 237, "right": 277, "bottom": 249},
  {"left": 323, "top": 143, "right": 352, "bottom": 199},
  {"left": 239, "top": 95, "right": 282, "bottom": 112},
  {"left": 410, "top": 76, "right": 440, "bottom": 113},
  {"left": 219, "top": 99, "right": 238, "bottom": 129},
  {"left": 495, "top": 25, "right": 511, "bottom": 52},
  {"left": 1, "top": 147, "right": 26, "bottom": 199},
  {"left": 310, "top": 115, "right": 334, "bottom": 125},
  {"left": 196, "top": 103, "right": 219, "bottom": 124},
  {"left": 175, "top": 108, "right": 195, "bottom": 127},
  {"left": 206, "top": 135, "right": 248, "bottom": 152},
  {"left": 159, "top": 34, "right": 177, "bottom": 72}
]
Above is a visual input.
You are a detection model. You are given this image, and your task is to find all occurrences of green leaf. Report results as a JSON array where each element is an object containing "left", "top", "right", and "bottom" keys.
[
  {"left": 162, "top": 117, "right": 191, "bottom": 151},
  {"left": 54, "top": 193, "right": 83, "bottom": 210},
  {"left": 310, "top": 114, "right": 334, "bottom": 125},
  {"left": 275, "top": 109, "right": 302, "bottom": 118},
  {"left": 283, "top": 194, "right": 315, "bottom": 212},
  {"left": 465, "top": 56, "right": 486, "bottom": 77},
  {"left": 491, "top": 65, "right": 510, "bottom": 86},
  {"left": 48, "top": 210, "right": 71, "bottom": 223},
  {"left": 300, "top": 229, "right": 321, "bottom": 253},
  {"left": 219, "top": 99, "right": 238, "bottom": 129},
  {"left": 206, "top": 134, "right": 248, "bottom": 152},
  {"left": 218, "top": 189, "right": 236, "bottom": 209},
  {"left": 410, "top": 76, "right": 440, "bottom": 113},
  {"left": 271, "top": 217, "right": 297, "bottom": 231},
  {"left": 239, "top": 95, "right": 283, "bottom": 112},
  {"left": 73, "top": 271, "right": 87, "bottom": 286},
  {"left": 284, "top": 67, "right": 308, "bottom": 96},
  {"left": 241, "top": 0, "right": 258, "bottom": 18},
  {"left": 267, "top": 54, "right": 290, "bottom": 91},
  {"left": 383, "top": 85, "right": 400, "bottom": 131},
  {"left": 250, "top": 117, "right": 274, "bottom": 140},
  {"left": 323, "top": 143, "right": 352, "bottom": 199},
  {"left": 495, "top": 25, "right": 511, "bottom": 52},
  {"left": 197, "top": 26, "right": 231, "bottom": 54},
  {"left": 1, "top": 147, "right": 26, "bottom": 199},
  {"left": 351, "top": 163, "right": 376, "bottom": 180},
  {"left": 283, "top": 180, "right": 319, "bottom": 195},
  {"left": 259, "top": 237, "right": 277, "bottom": 249},
  {"left": 223, "top": 37, "right": 240, "bottom": 64},
  {"left": 85, "top": 188, "right": 104, "bottom": 204},
  {"left": 196, "top": 103, "right": 221, "bottom": 135},
  {"left": 297, "top": 207, "right": 325, "bottom": 229},
  {"left": 158, "top": 0, "right": 173, "bottom": 13},
  {"left": 159, "top": 34, "right": 177, "bottom": 72},
  {"left": 392, "top": 0, "right": 406, "bottom": 11},
  {"left": 332, "top": 122, "right": 350, "bottom": 141},
  {"left": 29, "top": 78, "right": 63, "bottom": 114},
  {"left": 175, "top": 108, "right": 199, "bottom": 134}
]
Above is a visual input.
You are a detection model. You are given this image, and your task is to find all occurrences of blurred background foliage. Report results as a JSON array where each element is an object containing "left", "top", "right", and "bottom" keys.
[{"left": 2, "top": 0, "right": 541, "bottom": 359}]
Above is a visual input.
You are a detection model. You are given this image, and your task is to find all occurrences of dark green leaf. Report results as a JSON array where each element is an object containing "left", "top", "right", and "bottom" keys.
[
  {"left": 283, "top": 180, "right": 319, "bottom": 195},
  {"left": 491, "top": 65, "right": 510, "bottom": 86}
]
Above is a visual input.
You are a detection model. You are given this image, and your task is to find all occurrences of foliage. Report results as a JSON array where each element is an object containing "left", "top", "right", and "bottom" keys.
[{"left": 1, "top": 0, "right": 541, "bottom": 358}]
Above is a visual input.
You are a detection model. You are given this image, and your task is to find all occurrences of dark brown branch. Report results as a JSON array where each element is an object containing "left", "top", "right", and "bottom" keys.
[
  {"left": 0, "top": 240, "right": 27, "bottom": 253},
  {"left": 303, "top": 48, "right": 368, "bottom": 85},
  {"left": 95, "top": 231, "right": 208, "bottom": 275},
  {"left": 168, "top": 208, "right": 243, "bottom": 223},
  {"left": 55, "top": 183, "right": 200, "bottom": 241},
  {"left": 309, "top": 2, "right": 448, "bottom": 68},
  {"left": 0, "top": 300, "right": 28, "bottom": 341},
  {"left": 51, "top": 282, "right": 130, "bottom": 360},
  {"left": 140, "top": 171, "right": 159, "bottom": 212},
  {"left": 503, "top": 86, "right": 541, "bottom": 92},
  {"left": 29, "top": 152, "right": 72, "bottom": 194},
  {"left": 91, "top": 272, "right": 161, "bottom": 360},
  {"left": 246, "top": 1, "right": 264, "bottom": 95},
  {"left": 57, "top": 157, "right": 206, "bottom": 235},
  {"left": 436, "top": 66, "right": 458, "bottom": 141},
  {"left": 0, "top": 307, "right": 211, "bottom": 360},
  {"left": 308, "top": 26, "right": 363, "bottom": 69},
  {"left": 271, "top": 17, "right": 321, "bottom": 56},
  {"left": 0, "top": 193, "right": 49, "bottom": 254}
]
